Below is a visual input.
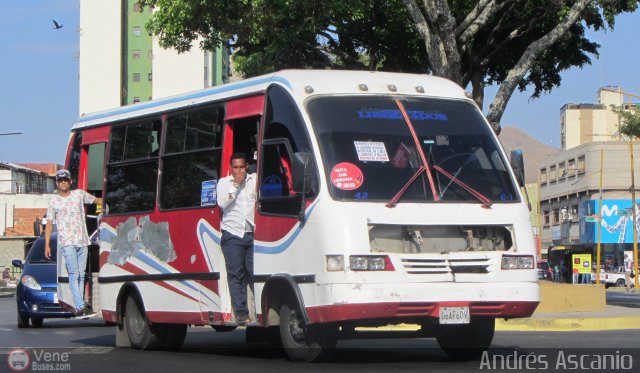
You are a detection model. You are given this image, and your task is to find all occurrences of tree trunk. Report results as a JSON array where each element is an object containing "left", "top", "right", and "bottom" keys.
[{"left": 485, "top": 0, "right": 589, "bottom": 133}]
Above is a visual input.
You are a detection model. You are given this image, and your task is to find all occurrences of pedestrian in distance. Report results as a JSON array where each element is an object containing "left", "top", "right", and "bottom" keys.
[
  {"left": 45, "top": 169, "right": 102, "bottom": 317},
  {"left": 216, "top": 153, "right": 257, "bottom": 325}
]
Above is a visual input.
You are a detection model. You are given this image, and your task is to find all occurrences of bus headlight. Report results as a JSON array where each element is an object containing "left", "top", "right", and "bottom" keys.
[
  {"left": 21, "top": 275, "right": 42, "bottom": 290},
  {"left": 349, "top": 255, "right": 395, "bottom": 271},
  {"left": 326, "top": 255, "right": 345, "bottom": 271},
  {"left": 501, "top": 255, "right": 534, "bottom": 270}
]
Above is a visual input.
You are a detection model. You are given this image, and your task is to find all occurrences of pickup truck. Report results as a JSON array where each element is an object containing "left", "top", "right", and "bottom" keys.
[{"left": 596, "top": 266, "right": 635, "bottom": 288}]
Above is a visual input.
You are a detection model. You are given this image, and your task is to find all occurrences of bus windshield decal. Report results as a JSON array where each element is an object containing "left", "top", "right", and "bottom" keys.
[
  {"left": 330, "top": 162, "right": 364, "bottom": 190},
  {"left": 354, "top": 141, "right": 389, "bottom": 162},
  {"left": 357, "top": 109, "right": 448, "bottom": 121}
]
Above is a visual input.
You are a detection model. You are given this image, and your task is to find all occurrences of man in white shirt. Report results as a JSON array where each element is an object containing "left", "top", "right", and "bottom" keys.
[
  {"left": 45, "top": 169, "right": 102, "bottom": 317},
  {"left": 217, "top": 153, "right": 257, "bottom": 324}
]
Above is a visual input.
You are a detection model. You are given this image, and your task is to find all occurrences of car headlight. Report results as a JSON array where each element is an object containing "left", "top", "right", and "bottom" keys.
[
  {"left": 21, "top": 275, "right": 41, "bottom": 290},
  {"left": 501, "top": 255, "right": 534, "bottom": 270}
]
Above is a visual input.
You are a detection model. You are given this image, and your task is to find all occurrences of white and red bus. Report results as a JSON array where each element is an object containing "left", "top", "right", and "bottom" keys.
[{"left": 59, "top": 70, "right": 539, "bottom": 362}]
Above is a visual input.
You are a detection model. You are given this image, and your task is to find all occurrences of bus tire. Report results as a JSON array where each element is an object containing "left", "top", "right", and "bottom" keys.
[
  {"left": 279, "top": 298, "right": 336, "bottom": 362},
  {"left": 161, "top": 324, "right": 187, "bottom": 350},
  {"left": 436, "top": 317, "right": 495, "bottom": 361},
  {"left": 124, "top": 295, "right": 163, "bottom": 350}
]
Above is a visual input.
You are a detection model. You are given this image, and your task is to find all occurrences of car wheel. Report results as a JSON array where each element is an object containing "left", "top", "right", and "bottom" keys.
[
  {"left": 31, "top": 318, "right": 44, "bottom": 327},
  {"left": 17, "top": 313, "right": 29, "bottom": 328},
  {"left": 615, "top": 279, "right": 626, "bottom": 287}
]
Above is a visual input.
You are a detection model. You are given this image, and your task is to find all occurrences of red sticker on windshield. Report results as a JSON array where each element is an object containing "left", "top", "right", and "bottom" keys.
[{"left": 331, "top": 162, "right": 364, "bottom": 190}]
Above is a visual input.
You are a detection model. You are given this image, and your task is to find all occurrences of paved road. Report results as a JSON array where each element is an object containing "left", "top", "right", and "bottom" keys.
[{"left": 1, "top": 298, "right": 640, "bottom": 372}]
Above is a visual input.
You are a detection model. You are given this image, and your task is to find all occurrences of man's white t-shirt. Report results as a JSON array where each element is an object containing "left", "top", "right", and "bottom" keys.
[{"left": 46, "top": 189, "right": 96, "bottom": 247}]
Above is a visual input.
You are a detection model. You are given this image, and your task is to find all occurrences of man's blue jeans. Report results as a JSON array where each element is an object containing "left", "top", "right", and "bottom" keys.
[{"left": 61, "top": 245, "right": 88, "bottom": 310}]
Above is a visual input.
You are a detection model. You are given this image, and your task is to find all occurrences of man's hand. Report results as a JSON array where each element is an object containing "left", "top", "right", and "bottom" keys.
[{"left": 44, "top": 245, "right": 51, "bottom": 259}]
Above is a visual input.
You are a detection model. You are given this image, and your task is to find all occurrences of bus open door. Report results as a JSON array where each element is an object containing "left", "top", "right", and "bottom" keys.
[{"left": 57, "top": 128, "right": 107, "bottom": 315}]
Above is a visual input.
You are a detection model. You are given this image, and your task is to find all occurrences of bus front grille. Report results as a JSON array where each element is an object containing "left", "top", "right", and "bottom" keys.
[{"left": 401, "top": 257, "right": 492, "bottom": 275}]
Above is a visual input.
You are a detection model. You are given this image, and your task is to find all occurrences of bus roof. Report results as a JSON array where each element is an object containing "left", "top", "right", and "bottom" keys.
[{"left": 72, "top": 70, "right": 468, "bottom": 130}]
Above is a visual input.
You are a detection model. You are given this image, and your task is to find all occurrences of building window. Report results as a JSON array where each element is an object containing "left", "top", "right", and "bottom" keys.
[
  {"left": 543, "top": 210, "right": 550, "bottom": 226},
  {"left": 133, "top": 73, "right": 141, "bottom": 82},
  {"left": 549, "top": 165, "right": 557, "bottom": 182},
  {"left": 148, "top": 72, "right": 153, "bottom": 81},
  {"left": 133, "top": 97, "right": 140, "bottom": 104},
  {"left": 133, "top": 50, "right": 141, "bottom": 59},
  {"left": 540, "top": 168, "right": 547, "bottom": 185},
  {"left": 133, "top": 26, "right": 141, "bottom": 37},
  {"left": 577, "top": 155, "right": 586, "bottom": 173},
  {"left": 552, "top": 209, "right": 560, "bottom": 224},
  {"left": 558, "top": 162, "right": 565, "bottom": 179},
  {"left": 567, "top": 158, "right": 576, "bottom": 176}
]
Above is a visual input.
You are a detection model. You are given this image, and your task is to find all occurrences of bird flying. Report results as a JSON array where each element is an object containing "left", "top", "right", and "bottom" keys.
[{"left": 52, "top": 20, "right": 63, "bottom": 29}]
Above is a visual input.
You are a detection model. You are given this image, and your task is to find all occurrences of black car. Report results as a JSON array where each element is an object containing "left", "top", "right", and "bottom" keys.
[
  {"left": 537, "top": 260, "right": 551, "bottom": 280},
  {"left": 12, "top": 233, "right": 74, "bottom": 327}
]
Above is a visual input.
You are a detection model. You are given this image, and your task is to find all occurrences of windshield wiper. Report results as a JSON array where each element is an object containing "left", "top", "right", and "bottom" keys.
[
  {"left": 432, "top": 165, "right": 493, "bottom": 208},
  {"left": 386, "top": 99, "right": 439, "bottom": 208}
]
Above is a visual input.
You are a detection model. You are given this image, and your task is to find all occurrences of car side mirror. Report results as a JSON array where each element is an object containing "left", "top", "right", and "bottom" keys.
[{"left": 11, "top": 259, "right": 23, "bottom": 269}]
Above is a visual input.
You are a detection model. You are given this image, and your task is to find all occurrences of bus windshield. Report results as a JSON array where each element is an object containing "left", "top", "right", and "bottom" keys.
[{"left": 307, "top": 96, "right": 519, "bottom": 203}]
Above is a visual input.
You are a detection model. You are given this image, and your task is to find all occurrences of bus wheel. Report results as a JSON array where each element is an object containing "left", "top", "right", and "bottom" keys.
[
  {"left": 161, "top": 324, "right": 187, "bottom": 350},
  {"left": 436, "top": 318, "right": 495, "bottom": 361},
  {"left": 279, "top": 298, "right": 336, "bottom": 362},
  {"left": 124, "top": 295, "right": 164, "bottom": 350}
]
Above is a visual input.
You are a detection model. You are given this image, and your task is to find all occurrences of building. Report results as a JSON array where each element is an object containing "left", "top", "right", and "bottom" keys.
[
  {"left": 561, "top": 86, "right": 629, "bottom": 150},
  {"left": 79, "top": 0, "right": 230, "bottom": 115},
  {"left": 539, "top": 141, "right": 639, "bottom": 265},
  {"left": 0, "top": 163, "right": 58, "bottom": 237}
]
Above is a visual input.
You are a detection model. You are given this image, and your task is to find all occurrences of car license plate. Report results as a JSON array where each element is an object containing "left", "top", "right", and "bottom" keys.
[
  {"left": 53, "top": 292, "right": 58, "bottom": 304},
  {"left": 439, "top": 306, "right": 470, "bottom": 324}
]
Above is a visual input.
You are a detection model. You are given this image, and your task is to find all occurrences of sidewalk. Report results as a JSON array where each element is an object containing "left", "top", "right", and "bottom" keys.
[{"left": 496, "top": 303, "right": 640, "bottom": 332}]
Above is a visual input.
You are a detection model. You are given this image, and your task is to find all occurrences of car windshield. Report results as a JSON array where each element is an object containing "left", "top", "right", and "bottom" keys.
[
  {"left": 307, "top": 96, "right": 519, "bottom": 203},
  {"left": 27, "top": 237, "right": 57, "bottom": 263}
]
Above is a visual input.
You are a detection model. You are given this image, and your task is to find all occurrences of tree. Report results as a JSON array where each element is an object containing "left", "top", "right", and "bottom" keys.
[
  {"left": 139, "top": 0, "right": 639, "bottom": 132},
  {"left": 612, "top": 105, "right": 640, "bottom": 139}
]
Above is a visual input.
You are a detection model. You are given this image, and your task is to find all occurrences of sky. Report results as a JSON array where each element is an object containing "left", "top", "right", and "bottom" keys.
[{"left": 0, "top": 1, "right": 639, "bottom": 165}]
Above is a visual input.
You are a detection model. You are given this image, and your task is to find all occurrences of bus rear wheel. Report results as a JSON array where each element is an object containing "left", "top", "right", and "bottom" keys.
[
  {"left": 279, "top": 298, "right": 336, "bottom": 362},
  {"left": 436, "top": 318, "right": 495, "bottom": 361},
  {"left": 124, "top": 295, "right": 186, "bottom": 350}
]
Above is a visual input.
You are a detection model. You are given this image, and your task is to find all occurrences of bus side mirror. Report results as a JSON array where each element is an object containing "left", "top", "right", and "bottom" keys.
[
  {"left": 292, "top": 152, "right": 313, "bottom": 194},
  {"left": 510, "top": 149, "right": 525, "bottom": 187}
]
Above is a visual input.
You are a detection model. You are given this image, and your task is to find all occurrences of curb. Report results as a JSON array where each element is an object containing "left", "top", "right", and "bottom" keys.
[
  {"left": 496, "top": 316, "right": 640, "bottom": 331},
  {"left": 358, "top": 315, "right": 640, "bottom": 333},
  {"left": 0, "top": 292, "right": 15, "bottom": 299}
]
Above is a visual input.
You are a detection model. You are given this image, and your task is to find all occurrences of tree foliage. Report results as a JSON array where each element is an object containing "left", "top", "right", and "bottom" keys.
[
  {"left": 139, "top": 0, "right": 639, "bottom": 132},
  {"left": 612, "top": 105, "right": 640, "bottom": 139}
]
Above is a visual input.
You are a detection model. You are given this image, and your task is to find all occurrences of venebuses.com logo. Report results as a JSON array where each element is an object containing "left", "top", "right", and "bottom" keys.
[
  {"left": 6, "top": 348, "right": 71, "bottom": 371},
  {"left": 7, "top": 349, "right": 30, "bottom": 372}
]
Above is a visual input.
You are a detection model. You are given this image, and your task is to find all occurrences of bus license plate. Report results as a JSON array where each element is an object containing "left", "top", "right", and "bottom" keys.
[{"left": 439, "top": 307, "right": 470, "bottom": 324}]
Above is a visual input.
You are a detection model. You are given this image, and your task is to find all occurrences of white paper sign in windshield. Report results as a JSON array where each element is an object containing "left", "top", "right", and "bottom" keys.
[{"left": 354, "top": 141, "right": 389, "bottom": 162}]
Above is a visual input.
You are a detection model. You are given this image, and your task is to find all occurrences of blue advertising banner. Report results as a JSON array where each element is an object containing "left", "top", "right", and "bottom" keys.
[
  {"left": 580, "top": 200, "right": 640, "bottom": 243},
  {"left": 201, "top": 180, "right": 217, "bottom": 206}
]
